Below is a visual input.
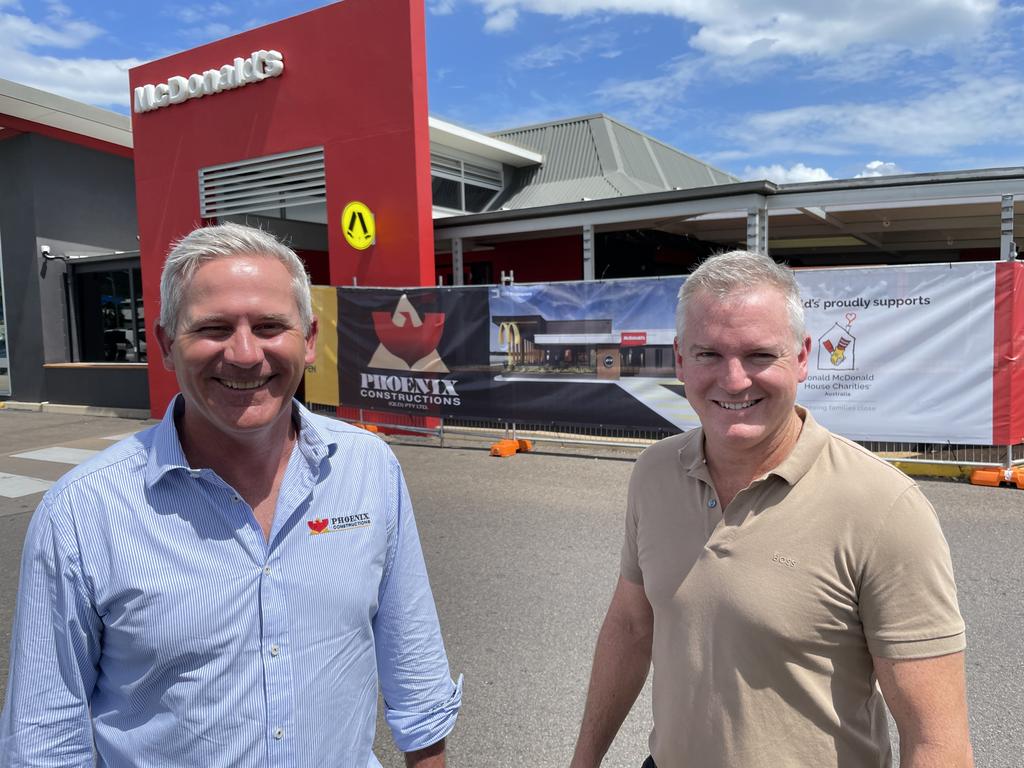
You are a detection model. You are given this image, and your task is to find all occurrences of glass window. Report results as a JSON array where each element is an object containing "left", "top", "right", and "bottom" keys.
[
  {"left": 430, "top": 150, "right": 503, "bottom": 213},
  {"left": 72, "top": 263, "right": 146, "bottom": 363},
  {"left": 431, "top": 176, "right": 461, "bottom": 211},
  {"left": 464, "top": 183, "right": 499, "bottom": 213}
]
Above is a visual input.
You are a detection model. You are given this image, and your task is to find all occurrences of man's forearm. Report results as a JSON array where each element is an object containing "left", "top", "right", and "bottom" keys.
[
  {"left": 405, "top": 738, "right": 445, "bottom": 767},
  {"left": 570, "top": 612, "right": 652, "bottom": 768}
]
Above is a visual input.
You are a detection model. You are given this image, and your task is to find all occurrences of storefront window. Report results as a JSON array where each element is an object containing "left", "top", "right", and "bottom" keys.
[{"left": 73, "top": 264, "right": 146, "bottom": 363}]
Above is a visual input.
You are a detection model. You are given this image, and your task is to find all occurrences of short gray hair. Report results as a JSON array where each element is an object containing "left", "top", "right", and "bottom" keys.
[
  {"left": 675, "top": 250, "right": 805, "bottom": 348},
  {"left": 158, "top": 222, "right": 313, "bottom": 337}
]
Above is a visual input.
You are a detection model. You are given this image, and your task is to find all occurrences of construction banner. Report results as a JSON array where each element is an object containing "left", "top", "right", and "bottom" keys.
[
  {"left": 335, "top": 262, "right": 1011, "bottom": 444},
  {"left": 795, "top": 262, "right": 997, "bottom": 443}
]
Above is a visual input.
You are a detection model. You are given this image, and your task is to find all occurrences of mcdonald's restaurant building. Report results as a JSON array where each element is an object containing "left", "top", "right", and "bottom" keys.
[{"left": 2, "top": 0, "right": 1023, "bottom": 418}]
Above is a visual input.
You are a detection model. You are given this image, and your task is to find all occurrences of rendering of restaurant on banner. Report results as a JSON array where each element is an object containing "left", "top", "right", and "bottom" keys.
[{"left": 331, "top": 261, "right": 1022, "bottom": 444}]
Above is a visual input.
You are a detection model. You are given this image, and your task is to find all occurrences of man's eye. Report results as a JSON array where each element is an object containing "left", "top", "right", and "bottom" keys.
[
  {"left": 750, "top": 353, "right": 777, "bottom": 363},
  {"left": 694, "top": 351, "right": 718, "bottom": 361}
]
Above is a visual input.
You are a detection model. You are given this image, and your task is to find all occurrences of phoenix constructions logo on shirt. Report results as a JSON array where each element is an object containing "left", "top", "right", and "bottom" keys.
[{"left": 307, "top": 513, "right": 372, "bottom": 535}]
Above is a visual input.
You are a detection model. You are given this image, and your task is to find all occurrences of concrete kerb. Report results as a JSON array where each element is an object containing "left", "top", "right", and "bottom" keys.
[{"left": 0, "top": 401, "right": 150, "bottom": 420}]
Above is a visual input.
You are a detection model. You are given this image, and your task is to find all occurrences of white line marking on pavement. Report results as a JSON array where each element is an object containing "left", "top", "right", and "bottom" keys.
[
  {"left": 12, "top": 447, "right": 100, "bottom": 465},
  {"left": 101, "top": 432, "right": 140, "bottom": 441},
  {"left": 0, "top": 472, "right": 53, "bottom": 499}
]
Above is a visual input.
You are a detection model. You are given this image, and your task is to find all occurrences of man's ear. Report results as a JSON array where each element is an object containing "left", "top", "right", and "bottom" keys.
[
  {"left": 154, "top": 323, "right": 176, "bottom": 372},
  {"left": 304, "top": 316, "right": 319, "bottom": 367},
  {"left": 673, "top": 336, "right": 685, "bottom": 383}
]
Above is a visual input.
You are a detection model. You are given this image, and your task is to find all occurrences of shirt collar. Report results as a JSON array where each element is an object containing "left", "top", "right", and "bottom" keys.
[
  {"left": 145, "top": 395, "right": 338, "bottom": 488},
  {"left": 767, "top": 405, "right": 829, "bottom": 486},
  {"left": 676, "top": 404, "right": 828, "bottom": 486}
]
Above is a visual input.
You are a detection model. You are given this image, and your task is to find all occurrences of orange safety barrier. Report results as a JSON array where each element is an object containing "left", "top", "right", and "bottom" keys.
[
  {"left": 489, "top": 439, "right": 519, "bottom": 457},
  {"left": 969, "top": 467, "right": 1023, "bottom": 489}
]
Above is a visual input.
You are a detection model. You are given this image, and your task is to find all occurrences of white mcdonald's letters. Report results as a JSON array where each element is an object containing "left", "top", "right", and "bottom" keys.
[{"left": 133, "top": 50, "right": 285, "bottom": 113}]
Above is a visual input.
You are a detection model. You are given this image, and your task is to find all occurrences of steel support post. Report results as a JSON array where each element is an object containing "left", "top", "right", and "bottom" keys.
[
  {"left": 582, "top": 223, "right": 595, "bottom": 280},
  {"left": 747, "top": 205, "right": 768, "bottom": 254},
  {"left": 452, "top": 237, "right": 464, "bottom": 285},
  {"left": 1000, "top": 195, "right": 1016, "bottom": 261}
]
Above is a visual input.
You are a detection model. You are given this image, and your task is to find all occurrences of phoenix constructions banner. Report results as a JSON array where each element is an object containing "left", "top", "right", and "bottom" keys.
[{"left": 320, "top": 261, "right": 1023, "bottom": 445}]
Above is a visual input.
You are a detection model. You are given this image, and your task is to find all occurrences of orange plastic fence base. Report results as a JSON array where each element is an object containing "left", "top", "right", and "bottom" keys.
[
  {"left": 969, "top": 467, "right": 1023, "bottom": 489},
  {"left": 489, "top": 439, "right": 520, "bottom": 458},
  {"left": 353, "top": 423, "right": 379, "bottom": 433}
]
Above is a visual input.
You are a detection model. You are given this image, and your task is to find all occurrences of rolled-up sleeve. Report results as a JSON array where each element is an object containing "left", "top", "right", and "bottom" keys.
[
  {"left": 1, "top": 498, "right": 101, "bottom": 767},
  {"left": 373, "top": 455, "right": 462, "bottom": 753}
]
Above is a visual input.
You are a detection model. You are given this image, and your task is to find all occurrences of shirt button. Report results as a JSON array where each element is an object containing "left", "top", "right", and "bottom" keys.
[
  {"left": 232, "top": 495, "right": 241, "bottom": 503},
  {"left": 708, "top": 499, "right": 718, "bottom": 509},
  {"left": 273, "top": 727, "right": 284, "bottom": 740},
  {"left": 263, "top": 565, "right": 272, "bottom": 575},
  {"left": 270, "top": 644, "right": 280, "bottom": 657}
]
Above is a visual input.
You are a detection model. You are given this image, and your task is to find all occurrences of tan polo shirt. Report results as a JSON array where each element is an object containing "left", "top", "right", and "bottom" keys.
[{"left": 621, "top": 407, "right": 965, "bottom": 768}]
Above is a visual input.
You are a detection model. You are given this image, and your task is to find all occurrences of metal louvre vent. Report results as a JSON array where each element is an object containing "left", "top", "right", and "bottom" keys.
[{"left": 199, "top": 146, "right": 326, "bottom": 218}]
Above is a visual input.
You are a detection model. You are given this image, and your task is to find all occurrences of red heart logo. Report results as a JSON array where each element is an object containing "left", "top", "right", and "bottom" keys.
[{"left": 308, "top": 519, "right": 329, "bottom": 534}]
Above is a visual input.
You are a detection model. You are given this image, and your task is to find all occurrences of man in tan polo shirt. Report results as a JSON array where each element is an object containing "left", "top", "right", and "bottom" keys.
[{"left": 570, "top": 250, "right": 972, "bottom": 768}]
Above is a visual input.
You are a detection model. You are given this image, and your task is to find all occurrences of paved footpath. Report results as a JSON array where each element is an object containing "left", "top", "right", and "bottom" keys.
[{"left": 0, "top": 409, "right": 1021, "bottom": 766}]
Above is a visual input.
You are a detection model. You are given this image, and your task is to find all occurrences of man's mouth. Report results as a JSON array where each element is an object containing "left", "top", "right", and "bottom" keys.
[
  {"left": 714, "top": 399, "right": 762, "bottom": 411},
  {"left": 217, "top": 376, "right": 271, "bottom": 391}
]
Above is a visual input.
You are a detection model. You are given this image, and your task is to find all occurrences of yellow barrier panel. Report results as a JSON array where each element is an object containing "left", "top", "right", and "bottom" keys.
[{"left": 305, "top": 285, "right": 340, "bottom": 406}]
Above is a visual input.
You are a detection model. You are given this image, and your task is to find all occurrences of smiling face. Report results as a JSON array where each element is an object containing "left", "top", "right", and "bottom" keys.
[
  {"left": 156, "top": 254, "right": 317, "bottom": 448},
  {"left": 675, "top": 286, "right": 810, "bottom": 469}
]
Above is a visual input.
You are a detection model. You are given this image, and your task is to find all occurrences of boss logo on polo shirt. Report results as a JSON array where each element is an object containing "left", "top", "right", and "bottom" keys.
[
  {"left": 307, "top": 513, "right": 371, "bottom": 535},
  {"left": 771, "top": 551, "right": 797, "bottom": 569}
]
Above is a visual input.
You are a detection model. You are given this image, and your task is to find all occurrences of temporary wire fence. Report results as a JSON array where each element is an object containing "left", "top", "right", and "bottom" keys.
[{"left": 305, "top": 402, "right": 1023, "bottom": 470}]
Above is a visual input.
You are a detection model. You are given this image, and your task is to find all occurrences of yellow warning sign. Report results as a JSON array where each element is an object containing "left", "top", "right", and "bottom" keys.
[{"left": 342, "top": 201, "right": 375, "bottom": 250}]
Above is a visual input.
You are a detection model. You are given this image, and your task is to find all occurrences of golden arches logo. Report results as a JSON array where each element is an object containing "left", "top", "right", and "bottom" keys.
[{"left": 498, "top": 322, "right": 521, "bottom": 368}]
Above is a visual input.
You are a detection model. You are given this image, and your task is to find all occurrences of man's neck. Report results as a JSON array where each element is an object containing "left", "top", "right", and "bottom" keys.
[
  {"left": 176, "top": 407, "right": 297, "bottom": 489},
  {"left": 704, "top": 411, "right": 804, "bottom": 509}
]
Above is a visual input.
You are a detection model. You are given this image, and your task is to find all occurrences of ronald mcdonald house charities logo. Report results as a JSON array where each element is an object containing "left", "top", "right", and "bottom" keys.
[
  {"left": 817, "top": 313, "right": 857, "bottom": 371},
  {"left": 360, "top": 294, "right": 462, "bottom": 409}
]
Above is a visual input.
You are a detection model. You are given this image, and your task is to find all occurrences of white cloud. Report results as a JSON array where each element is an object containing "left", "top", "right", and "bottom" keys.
[
  {"left": 484, "top": 6, "right": 519, "bottom": 32},
  {"left": 732, "top": 76, "right": 1024, "bottom": 159},
  {"left": 855, "top": 160, "right": 904, "bottom": 178},
  {"left": 168, "top": 3, "right": 232, "bottom": 26},
  {"left": 595, "top": 57, "right": 698, "bottom": 127},
  {"left": 0, "top": 7, "right": 140, "bottom": 109},
  {"left": 743, "top": 163, "right": 832, "bottom": 184},
  {"left": 429, "top": 0, "right": 457, "bottom": 14},
  {"left": 513, "top": 31, "right": 618, "bottom": 69},
  {"left": 467, "top": 0, "right": 996, "bottom": 58}
]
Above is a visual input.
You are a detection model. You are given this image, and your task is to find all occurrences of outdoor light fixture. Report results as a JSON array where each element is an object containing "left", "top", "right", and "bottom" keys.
[{"left": 39, "top": 246, "right": 70, "bottom": 278}]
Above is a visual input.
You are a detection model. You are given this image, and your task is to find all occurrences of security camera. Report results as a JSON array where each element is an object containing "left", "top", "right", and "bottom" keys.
[{"left": 40, "top": 245, "right": 51, "bottom": 257}]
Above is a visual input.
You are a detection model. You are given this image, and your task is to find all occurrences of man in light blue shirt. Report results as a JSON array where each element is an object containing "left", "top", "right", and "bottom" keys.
[{"left": 1, "top": 223, "right": 461, "bottom": 767}]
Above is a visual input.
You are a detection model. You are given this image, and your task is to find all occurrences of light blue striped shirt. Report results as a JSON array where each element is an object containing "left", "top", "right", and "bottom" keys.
[{"left": 1, "top": 398, "right": 461, "bottom": 767}]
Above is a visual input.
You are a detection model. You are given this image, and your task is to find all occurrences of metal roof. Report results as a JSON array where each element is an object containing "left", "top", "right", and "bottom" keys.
[
  {"left": 488, "top": 114, "right": 738, "bottom": 210},
  {"left": 429, "top": 116, "right": 542, "bottom": 167},
  {"left": 0, "top": 77, "right": 132, "bottom": 148}
]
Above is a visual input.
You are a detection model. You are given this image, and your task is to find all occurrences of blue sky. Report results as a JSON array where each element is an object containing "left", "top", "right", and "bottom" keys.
[{"left": 3, "top": 0, "right": 1024, "bottom": 182}]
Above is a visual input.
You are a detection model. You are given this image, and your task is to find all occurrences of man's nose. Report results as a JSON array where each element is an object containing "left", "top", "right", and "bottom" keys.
[
  {"left": 223, "top": 327, "right": 263, "bottom": 366},
  {"left": 720, "top": 357, "right": 751, "bottom": 391}
]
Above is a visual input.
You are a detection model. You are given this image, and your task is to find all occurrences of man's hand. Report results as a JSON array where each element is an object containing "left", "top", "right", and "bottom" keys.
[
  {"left": 874, "top": 651, "right": 973, "bottom": 768},
  {"left": 570, "top": 576, "right": 654, "bottom": 768},
  {"left": 405, "top": 738, "right": 445, "bottom": 767}
]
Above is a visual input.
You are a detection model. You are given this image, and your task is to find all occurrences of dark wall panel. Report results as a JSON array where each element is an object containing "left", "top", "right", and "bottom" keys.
[
  {"left": 0, "top": 134, "right": 44, "bottom": 401},
  {"left": 44, "top": 366, "right": 149, "bottom": 410}
]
